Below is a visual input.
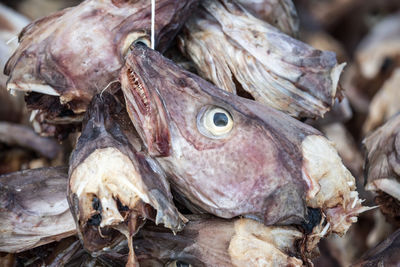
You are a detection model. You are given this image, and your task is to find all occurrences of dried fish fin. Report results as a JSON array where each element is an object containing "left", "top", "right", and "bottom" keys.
[
  {"left": 68, "top": 92, "right": 185, "bottom": 254},
  {"left": 178, "top": 19, "right": 237, "bottom": 94},
  {"left": 0, "top": 167, "right": 76, "bottom": 253}
]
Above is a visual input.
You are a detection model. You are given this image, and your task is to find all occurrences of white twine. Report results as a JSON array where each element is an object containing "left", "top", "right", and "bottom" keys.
[{"left": 151, "top": 0, "right": 155, "bottom": 49}]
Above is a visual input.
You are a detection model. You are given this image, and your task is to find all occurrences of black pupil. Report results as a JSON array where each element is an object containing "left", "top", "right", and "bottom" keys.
[
  {"left": 213, "top": 112, "right": 228, "bottom": 127},
  {"left": 176, "top": 261, "right": 190, "bottom": 267},
  {"left": 134, "top": 40, "right": 147, "bottom": 47}
]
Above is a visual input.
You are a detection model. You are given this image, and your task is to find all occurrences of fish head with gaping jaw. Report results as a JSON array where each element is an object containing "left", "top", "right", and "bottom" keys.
[
  {"left": 4, "top": 0, "right": 198, "bottom": 125},
  {"left": 120, "top": 44, "right": 368, "bottom": 241}
]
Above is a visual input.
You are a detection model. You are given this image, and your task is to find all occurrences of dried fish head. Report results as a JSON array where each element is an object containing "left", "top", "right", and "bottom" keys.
[
  {"left": 68, "top": 92, "right": 185, "bottom": 259},
  {"left": 364, "top": 113, "right": 400, "bottom": 225},
  {"left": 4, "top": 0, "right": 198, "bottom": 130},
  {"left": 179, "top": 0, "right": 345, "bottom": 119},
  {"left": 134, "top": 216, "right": 304, "bottom": 266},
  {"left": 121, "top": 45, "right": 366, "bottom": 238},
  {"left": 0, "top": 167, "right": 76, "bottom": 253}
]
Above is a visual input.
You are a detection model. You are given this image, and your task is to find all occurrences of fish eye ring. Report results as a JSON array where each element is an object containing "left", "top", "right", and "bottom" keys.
[
  {"left": 197, "top": 106, "right": 233, "bottom": 138},
  {"left": 121, "top": 32, "right": 150, "bottom": 56}
]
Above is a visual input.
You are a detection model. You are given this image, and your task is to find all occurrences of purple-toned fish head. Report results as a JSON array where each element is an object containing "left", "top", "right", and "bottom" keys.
[
  {"left": 121, "top": 44, "right": 367, "bottom": 239},
  {"left": 4, "top": 0, "right": 198, "bottom": 115}
]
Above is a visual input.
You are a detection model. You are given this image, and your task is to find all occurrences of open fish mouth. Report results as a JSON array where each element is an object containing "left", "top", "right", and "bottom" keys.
[{"left": 67, "top": 92, "right": 185, "bottom": 263}]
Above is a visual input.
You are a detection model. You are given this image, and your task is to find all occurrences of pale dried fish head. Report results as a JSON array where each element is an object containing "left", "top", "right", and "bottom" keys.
[
  {"left": 68, "top": 92, "right": 185, "bottom": 257},
  {"left": 0, "top": 167, "right": 76, "bottom": 253}
]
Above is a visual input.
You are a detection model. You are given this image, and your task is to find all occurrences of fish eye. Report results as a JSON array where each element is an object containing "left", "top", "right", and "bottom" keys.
[
  {"left": 166, "top": 260, "right": 192, "bottom": 267},
  {"left": 198, "top": 106, "right": 233, "bottom": 138},
  {"left": 121, "top": 32, "right": 150, "bottom": 56},
  {"left": 133, "top": 37, "right": 151, "bottom": 47}
]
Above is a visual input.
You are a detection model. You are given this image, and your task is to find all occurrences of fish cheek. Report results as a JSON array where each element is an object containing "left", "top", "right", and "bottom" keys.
[{"left": 262, "top": 184, "right": 307, "bottom": 225}]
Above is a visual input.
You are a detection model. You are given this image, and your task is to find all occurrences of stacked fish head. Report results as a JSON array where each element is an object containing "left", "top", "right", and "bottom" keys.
[
  {"left": 120, "top": 44, "right": 369, "bottom": 262},
  {"left": 3, "top": 0, "right": 198, "bottom": 137}
]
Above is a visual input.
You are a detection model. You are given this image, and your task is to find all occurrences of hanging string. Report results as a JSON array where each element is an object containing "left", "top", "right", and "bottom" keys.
[{"left": 151, "top": 0, "right": 155, "bottom": 49}]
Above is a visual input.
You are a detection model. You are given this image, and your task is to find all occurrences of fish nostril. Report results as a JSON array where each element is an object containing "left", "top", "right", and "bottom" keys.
[
  {"left": 117, "top": 199, "right": 129, "bottom": 212},
  {"left": 87, "top": 213, "right": 102, "bottom": 226},
  {"left": 88, "top": 196, "right": 102, "bottom": 226},
  {"left": 301, "top": 207, "right": 322, "bottom": 234},
  {"left": 92, "top": 196, "right": 102, "bottom": 212}
]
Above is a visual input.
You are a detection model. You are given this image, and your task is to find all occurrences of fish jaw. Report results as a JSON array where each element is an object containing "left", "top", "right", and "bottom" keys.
[
  {"left": 302, "top": 135, "right": 373, "bottom": 236},
  {"left": 120, "top": 51, "right": 171, "bottom": 157}
]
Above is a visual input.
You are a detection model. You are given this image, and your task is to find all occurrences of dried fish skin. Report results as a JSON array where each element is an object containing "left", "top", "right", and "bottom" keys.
[
  {"left": 121, "top": 45, "right": 365, "bottom": 237},
  {"left": 68, "top": 92, "right": 185, "bottom": 255},
  {"left": 0, "top": 166, "right": 76, "bottom": 253},
  {"left": 236, "top": 0, "right": 299, "bottom": 36},
  {"left": 134, "top": 216, "right": 304, "bottom": 266},
  {"left": 4, "top": 0, "right": 198, "bottom": 125},
  {"left": 364, "top": 114, "right": 400, "bottom": 204},
  {"left": 180, "top": 0, "right": 345, "bottom": 119},
  {"left": 356, "top": 12, "right": 400, "bottom": 80}
]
